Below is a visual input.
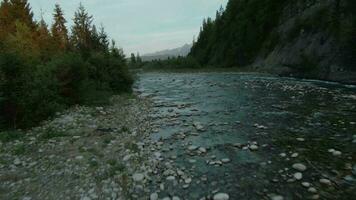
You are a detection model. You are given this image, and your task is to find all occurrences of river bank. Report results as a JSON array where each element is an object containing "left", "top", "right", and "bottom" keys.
[{"left": 1, "top": 72, "right": 355, "bottom": 200}]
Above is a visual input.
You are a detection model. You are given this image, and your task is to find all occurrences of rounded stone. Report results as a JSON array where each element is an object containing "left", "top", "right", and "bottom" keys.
[{"left": 213, "top": 193, "right": 229, "bottom": 200}]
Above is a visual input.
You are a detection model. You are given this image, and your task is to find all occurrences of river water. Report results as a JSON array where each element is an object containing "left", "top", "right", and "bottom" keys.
[{"left": 135, "top": 72, "right": 356, "bottom": 199}]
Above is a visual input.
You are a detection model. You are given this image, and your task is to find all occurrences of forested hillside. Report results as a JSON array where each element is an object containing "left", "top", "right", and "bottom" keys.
[
  {"left": 189, "top": 0, "right": 356, "bottom": 82},
  {"left": 0, "top": 0, "right": 132, "bottom": 130}
]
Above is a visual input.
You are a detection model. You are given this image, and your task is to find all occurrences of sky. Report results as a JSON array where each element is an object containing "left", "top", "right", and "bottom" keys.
[{"left": 28, "top": 0, "right": 228, "bottom": 55}]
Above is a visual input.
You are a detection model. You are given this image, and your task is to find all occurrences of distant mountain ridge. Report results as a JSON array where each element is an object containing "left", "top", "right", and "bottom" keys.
[{"left": 142, "top": 43, "right": 192, "bottom": 61}]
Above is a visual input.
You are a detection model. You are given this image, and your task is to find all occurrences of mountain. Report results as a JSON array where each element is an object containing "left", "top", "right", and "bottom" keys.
[
  {"left": 142, "top": 43, "right": 192, "bottom": 61},
  {"left": 189, "top": 0, "right": 356, "bottom": 83}
]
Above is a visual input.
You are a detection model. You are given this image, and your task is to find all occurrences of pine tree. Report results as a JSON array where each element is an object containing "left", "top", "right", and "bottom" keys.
[
  {"left": 51, "top": 4, "right": 68, "bottom": 50},
  {"left": 98, "top": 25, "right": 109, "bottom": 52},
  {"left": 71, "top": 3, "right": 93, "bottom": 53},
  {"left": 0, "top": 0, "right": 35, "bottom": 41},
  {"left": 10, "top": 0, "right": 35, "bottom": 28},
  {"left": 36, "top": 17, "right": 53, "bottom": 60}
]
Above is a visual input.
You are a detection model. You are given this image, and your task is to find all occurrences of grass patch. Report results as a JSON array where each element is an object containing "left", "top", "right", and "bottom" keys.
[
  {"left": 13, "top": 144, "right": 26, "bottom": 155},
  {"left": 39, "top": 128, "right": 68, "bottom": 140},
  {"left": 124, "top": 141, "right": 139, "bottom": 152},
  {"left": 0, "top": 130, "right": 24, "bottom": 143}
]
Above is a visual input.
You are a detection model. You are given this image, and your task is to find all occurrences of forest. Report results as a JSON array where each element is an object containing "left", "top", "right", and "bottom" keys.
[
  {"left": 189, "top": 0, "right": 356, "bottom": 70},
  {"left": 0, "top": 0, "right": 133, "bottom": 130}
]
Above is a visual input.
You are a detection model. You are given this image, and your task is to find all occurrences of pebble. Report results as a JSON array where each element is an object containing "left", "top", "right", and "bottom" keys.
[
  {"left": 332, "top": 151, "right": 342, "bottom": 156},
  {"left": 221, "top": 158, "right": 231, "bottom": 163},
  {"left": 291, "top": 153, "right": 299, "bottom": 158},
  {"left": 150, "top": 193, "right": 158, "bottom": 200},
  {"left": 75, "top": 156, "right": 84, "bottom": 160},
  {"left": 14, "top": 158, "right": 21, "bottom": 165},
  {"left": 213, "top": 193, "right": 229, "bottom": 200},
  {"left": 198, "top": 147, "right": 207, "bottom": 153},
  {"left": 319, "top": 178, "right": 332, "bottom": 185},
  {"left": 166, "top": 176, "right": 175, "bottom": 181},
  {"left": 296, "top": 138, "right": 305, "bottom": 142},
  {"left": 279, "top": 153, "right": 286, "bottom": 157},
  {"left": 172, "top": 197, "right": 180, "bottom": 200},
  {"left": 270, "top": 195, "right": 284, "bottom": 200},
  {"left": 301, "top": 182, "right": 311, "bottom": 187},
  {"left": 308, "top": 187, "right": 317, "bottom": 193},
  {"left": 292, "top": 163, "right": 307, "bottom": 171},
  {"left": 249, "top": 145, "right": 258, "bottom": 151},
  {"left": 188, "top": 145, "right": 198, "bottom": 151},
  {"left": 294, "top": 172, "right": 303, "bottom": 180},
  {"left": 132, "top": 173, "right": 145, "bottom": 182}
]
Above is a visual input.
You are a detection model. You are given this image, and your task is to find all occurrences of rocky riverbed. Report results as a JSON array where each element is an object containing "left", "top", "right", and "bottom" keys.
[
  {"left": 1, "top": 72, "right": 356, "bottom": 200},
  {"left": 134, "top": 72, "right": 356, "bottom": 200}
]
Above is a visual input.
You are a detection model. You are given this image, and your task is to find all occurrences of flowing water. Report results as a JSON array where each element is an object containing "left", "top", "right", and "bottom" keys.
[{"left": 135, "top": 72, "right": 356, "bottom": 199}]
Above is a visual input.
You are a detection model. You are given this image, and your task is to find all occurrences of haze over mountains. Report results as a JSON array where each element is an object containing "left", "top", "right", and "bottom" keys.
[{"left": 141, "top": 43, "right": 192, "bottom": 61}]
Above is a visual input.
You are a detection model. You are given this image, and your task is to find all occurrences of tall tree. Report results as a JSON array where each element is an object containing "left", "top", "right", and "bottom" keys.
[
  {"left": 0, "top": 0, "right": 36, "bottom": 41},
  {"left": 71, "top": 3, "right": 93, "bottom": 53},
  {"left": 51, "top": 4, "right": 68, "bottom": 51}
]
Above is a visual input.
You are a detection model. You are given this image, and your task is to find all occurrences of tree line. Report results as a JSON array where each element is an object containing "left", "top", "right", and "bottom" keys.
[{"left": 0, "top": 0, "right": 133, "bottom": 130}]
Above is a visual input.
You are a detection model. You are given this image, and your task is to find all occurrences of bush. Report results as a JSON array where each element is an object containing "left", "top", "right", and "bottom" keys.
[
  {"left": 88, "top": 52, "right": 133, "bottom": 93},
  {"left": 0, "top": 52, "right": 65, "bottom": 129}
]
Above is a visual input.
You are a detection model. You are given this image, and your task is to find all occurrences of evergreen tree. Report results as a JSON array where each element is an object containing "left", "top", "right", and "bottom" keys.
[
  {"left": 71, "top": 3, "right": 93, "bottom": 54},
  {"left": 0, "top": 0, "right": 36, "bottom": 41},
  {"left": 51, "top": 4, "right": 68, "bottom": 50}
]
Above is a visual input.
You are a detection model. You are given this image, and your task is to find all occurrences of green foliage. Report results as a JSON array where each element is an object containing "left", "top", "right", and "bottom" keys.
[
  {"left": 143, "top": 56, "right": 201, "bottom": 69},
  {"left": 0, "top": 2, "right": 133, "bottom": 130},
  {"left": 0, "top": 130, "right": 23, "bottom": 142}
]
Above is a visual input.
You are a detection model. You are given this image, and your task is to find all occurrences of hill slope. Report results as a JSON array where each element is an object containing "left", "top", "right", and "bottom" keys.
[
  {"left": 142, "top": 44, "right": 192, "bottom": 61},
  {"left": 189, "top": 0, "right": 356, "bottom": 83}
]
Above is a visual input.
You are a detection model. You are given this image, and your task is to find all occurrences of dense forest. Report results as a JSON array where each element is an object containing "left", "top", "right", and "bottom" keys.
[
  {"left": 189, "top": 0, "right": 356, "bottom": 81},
  {"left": 0, "top": 0, "right": 133, "bottom": 130}
]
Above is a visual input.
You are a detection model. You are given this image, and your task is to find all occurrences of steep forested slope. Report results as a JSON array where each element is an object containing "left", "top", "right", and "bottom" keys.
[{"left": 189, "top": 0, "right": 356, "bottom": 83}]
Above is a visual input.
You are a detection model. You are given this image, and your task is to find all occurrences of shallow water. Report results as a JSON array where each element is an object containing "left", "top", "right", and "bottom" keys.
[{"left": 135, "top": 72, "right": 356, "bottom": 199}]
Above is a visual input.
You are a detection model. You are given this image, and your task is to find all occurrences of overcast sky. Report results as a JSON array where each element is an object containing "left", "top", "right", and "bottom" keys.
[{"left": 28, "top": 0, "right": 228, "bottom": 55}]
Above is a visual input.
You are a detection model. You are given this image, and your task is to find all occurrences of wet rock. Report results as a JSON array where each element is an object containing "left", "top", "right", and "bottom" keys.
[
  {"left": 308, "top": 187, "right": 317, "bottom": 193},
  {"left": 150, "top": 193, "right": 158, "bottom": 200},
  {"left": 185, "top": 178, "right": 192, "bottom": 184},
  {"left": 279, "top": 153, "right": 287, "bottom": 157},
  {"left": 249, "top": 145, "right": 259, "bottom": 151},
  {"left": 296, "top": 138, "right": 305, "bottom": 142},
  {"left": 188, "top": 145, "right": 198, "bottom": 151},
  {"left": 193, "top": 122, "right": 205, "bottom": 132},
  {"left": 270, "top": 195, "right": 284, "bottom": 200},
  {"left": 14, "top": 158, "right": 21, "bottom": 165},
  {"left": 294, "top": 172, "right": 303, "bottom": 180},
  {"left": 221, "top": 158, "right": 231, "bottom": 163},
  {"left": 213, "top": 193, "right": 229, "bottom": 200},
  {"left": 292, "top": 163, "right": 307, "bottom": 171},
  {"left": 166, "top": 176, "right": 175, "bottom": 181},
  {"left": 291, "top": 153, "right": 299, "bottom": 158},
  {"left": 301, "top": 182, "right": 311, "bottom": 187},
  {"left": 319, "top": 178, "right": 332, "bottom": 186},
  {"left": 132, "top": 173, "right": 145, "bottom": 182},
  {"left": 332, "top": 151, "right": 342, "bottom": 156},
  {"left": 198, "top": 147, "right": 207, "bottom": 153}
]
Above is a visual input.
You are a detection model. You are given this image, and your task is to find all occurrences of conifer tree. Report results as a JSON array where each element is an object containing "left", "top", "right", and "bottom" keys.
[
  {"left": 71, "top": 3, "right": 93, "bottom": 53},
  {"left": 51, "top": 4, "right": 68, "bottom": 50}
]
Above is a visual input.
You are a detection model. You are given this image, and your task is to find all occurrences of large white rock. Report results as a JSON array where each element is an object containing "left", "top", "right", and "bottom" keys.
[
  {"left": 213, "top": 193, "right": 229, "bottom": 200},
  {"left": 150, "top": 193, "right": 158, "bottom": 200},
  {"left": 292, "top": 163, "right": 307, "bottom": 171}
]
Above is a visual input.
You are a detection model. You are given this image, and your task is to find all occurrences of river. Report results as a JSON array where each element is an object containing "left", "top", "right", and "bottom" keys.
[{"left": 135, "top": 72, "right": 356, "bottom": 199}]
